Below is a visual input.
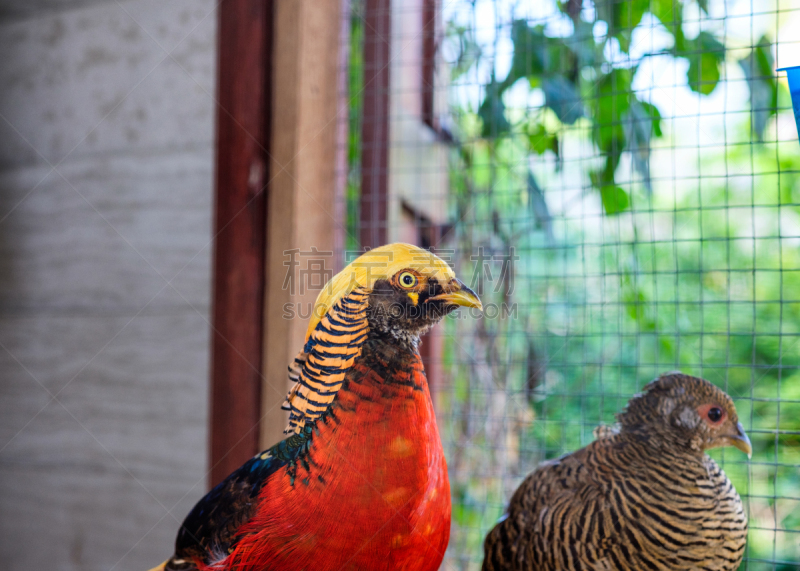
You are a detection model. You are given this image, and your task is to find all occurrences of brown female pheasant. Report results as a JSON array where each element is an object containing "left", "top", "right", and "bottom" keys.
[{"left": 483, "top": 373, "right": 751, "bottom": 571}]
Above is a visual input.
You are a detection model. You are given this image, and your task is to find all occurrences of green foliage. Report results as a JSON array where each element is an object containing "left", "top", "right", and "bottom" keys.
[
  {"left": 594, "top": 0, "right": 647, "bottom": 53},
  {"left": 590, "top": 68, "right": 635, "bottom": 204},
  {"left": 686, "top": 31, "right": 725, "bottom": 95},
  {"left": 504, "top": 21, "right": 581, "bottom": 88},
  {"left": 478, "top": 80, "right": 511, "bottom": 138},
  {"left": 346, "top": 3, "right": 365, "bottom": 252},
  {"left": 640, "top": 100, "right": 662, "bottom": 137},
  {"left": 526, "top": 122, "right": 558, "bottom": 156},
  {"left": 542, "top": 76, "right": 584, "bottom": 124},
  {"left": 599, "top": 184, "right": 630, "bottom": 214},
  {"left": 440, "top": 2, "right": 794, "bottom": 569},
  {"left": 454, "top": 3, "right": 779, "bottom": 215},
  {"left": 739, "top": 35, "right": 780, "bottom": 140}
]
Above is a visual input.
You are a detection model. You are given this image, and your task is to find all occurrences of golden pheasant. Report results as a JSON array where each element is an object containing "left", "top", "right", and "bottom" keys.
[
  {"left": 149, "top": 243, "right": 481, "bottom": 571},
  {"left": 482, "top": 373, "right": 751, "bottom": 571}
]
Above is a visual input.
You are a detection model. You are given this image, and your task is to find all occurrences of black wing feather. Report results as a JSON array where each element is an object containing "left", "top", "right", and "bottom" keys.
[{"left": 169, "top": 427, "right": 314, "bottom": 568}]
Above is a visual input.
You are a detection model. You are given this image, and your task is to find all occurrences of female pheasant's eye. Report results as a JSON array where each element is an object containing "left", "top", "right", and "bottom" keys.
[
  {"left": 707, "top": 407, "right": 723, "bottom": 423},
  {"left": 399, "top": 272, "right": 417, "bottom": 288}
]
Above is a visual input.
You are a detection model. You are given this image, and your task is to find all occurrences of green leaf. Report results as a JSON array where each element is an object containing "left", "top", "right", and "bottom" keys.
[
  {"left": 622, "top": 285, "right": 655, "bottom": 331},
  {"left": 599, "top": 185, "right": 630, "bottom": 215},
  {"left": 738, "top": 35, "right": 778, "bottom": 141},
  {"left": 592, "top": 68, "right": 631, "bottom": 152},
  {"left": 527, "top": 122, "right": 557, "bottom": 155},
  {"left": 590, "top": 152, "right": 623, "bottom": 198},
  {"left": 648, "top": 0, "right": 686, "bottom": 51},
  {"left": 595, "top": 0, "right": 647, "bottom": 53},
  {"left": 589, "top": 69, "right": 632, "bottom": 199},
  {"left": 542, "top": 76, "right": 584, "bottom": 124},
  {"left": 478, "top": 81, "right": 511, "bottom": 137},
  {"left": 649, "top": 0, "right": 683, "bottom": 30},
  {"left": 620, "top": 98, "right": 662, "bottom": 194},
  {"left": 639, "top": 100, "right": 663, "bottom": 137},
  {"left": 505, "top": 20, "right": 579, "bottom": 88},
  {"left": 782, "top": 509, "right": 800, "bottom": 532},
  {"left": 685, "top": 31, "right": 724, "bottom": 95}
]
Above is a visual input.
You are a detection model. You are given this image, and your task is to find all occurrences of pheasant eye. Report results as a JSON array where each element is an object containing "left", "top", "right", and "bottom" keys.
[
  {"left": 707, "top": 407, "right": 723, "bottom": 423},
  {"left": 398, "top": 272, "right": 417, "bottom": 289}
]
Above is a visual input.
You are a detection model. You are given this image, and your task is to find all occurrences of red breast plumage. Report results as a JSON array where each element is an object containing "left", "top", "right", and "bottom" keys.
[{"left": 215, "top": 356, "right": 450, "bottom": 571}]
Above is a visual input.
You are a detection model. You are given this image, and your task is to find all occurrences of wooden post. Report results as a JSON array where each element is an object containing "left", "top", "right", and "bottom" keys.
[
  {"left": 210, "top": 0, "right": 273, "bottom": 487},
  {"left": 359, "top": 0, "right": 392, "bottom": 249},
  {"left": 261, "top": 0, "right": 345, "bottom": 449},
  {"left": 421, "top": 0, "right": 438, "bottom": 130}
]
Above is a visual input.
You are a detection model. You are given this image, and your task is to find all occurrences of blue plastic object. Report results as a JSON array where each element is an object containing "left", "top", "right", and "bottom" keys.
[{"left": 779, "top": 66, "right": 800, "bottom": 139}]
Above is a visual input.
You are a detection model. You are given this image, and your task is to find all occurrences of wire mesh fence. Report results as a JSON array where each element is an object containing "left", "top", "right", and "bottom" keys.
[{"left": 346, "top": 0, "right": 800, "bottom": 569}]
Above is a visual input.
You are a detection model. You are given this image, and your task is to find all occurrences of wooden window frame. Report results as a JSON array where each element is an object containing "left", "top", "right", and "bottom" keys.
[
  {"left": 422, "top": 0, "right": 438, "bottom": 130},
  {"left": 209, "top": 0, "right": 273, "bottom": 487},
  {"left": 359, "top": 0, "right": 392, "bottom": 249}
]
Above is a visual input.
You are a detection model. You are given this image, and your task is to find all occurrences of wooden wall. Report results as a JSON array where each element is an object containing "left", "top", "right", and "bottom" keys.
[{"left": 0, "top": 1, "right": 216, "bottom": 569}]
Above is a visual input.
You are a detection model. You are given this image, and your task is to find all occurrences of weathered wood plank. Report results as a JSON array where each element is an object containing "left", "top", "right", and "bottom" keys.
[
  {"left": 0, "top": 311, "right": 209, "bottom": 476},
  {"left": 0, "top": 0, "right": 217, "bottom": 168},
  {"left": 0, "top": 463, "right": 203, "bottom": 571},
  {"left": 0, "top": 1, "right": 115, "bottom": 21},
  {"left": 0, "top": 0, "right": 217, "bottom": 569},
  {"left": 0, "top": 311, "right": 209, "bottom": 571},
  {"left": 0, "top": 150, "right": 213, "bottom": 313}
]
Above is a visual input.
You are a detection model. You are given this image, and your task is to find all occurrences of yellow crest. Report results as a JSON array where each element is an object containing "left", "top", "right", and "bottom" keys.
[{"left": 304, "top": 243, "right": 456, "bottom": 340}]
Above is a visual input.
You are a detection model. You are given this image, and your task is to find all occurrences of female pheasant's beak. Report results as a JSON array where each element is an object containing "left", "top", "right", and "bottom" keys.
[
  {"left": 428, "top": 279, "right": 483, "bottom": 310},
  {"left": 730, "top": 422, "right": 753, "bottom": 459}
]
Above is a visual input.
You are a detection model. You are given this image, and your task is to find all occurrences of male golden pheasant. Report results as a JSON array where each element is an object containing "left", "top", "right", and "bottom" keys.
[
  {"left": 483, "top": 373, "right": 751, "bottom": 571},
  {"left": 150, "top": 243, "right": 481, "bottom": 571}
]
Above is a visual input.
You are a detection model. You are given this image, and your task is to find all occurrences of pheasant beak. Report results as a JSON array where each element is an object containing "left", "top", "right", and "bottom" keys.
[
  {"left": 730, "top": 422, "right": 752, "bottom": 459},
  {"left": 428, "top": 279, "right": 483, "bottom": 311}
]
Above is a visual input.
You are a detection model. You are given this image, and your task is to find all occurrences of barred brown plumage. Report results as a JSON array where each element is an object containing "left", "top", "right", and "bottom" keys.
[{"left": 482, "top": 373, "right": 751, "bottom": 571}]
